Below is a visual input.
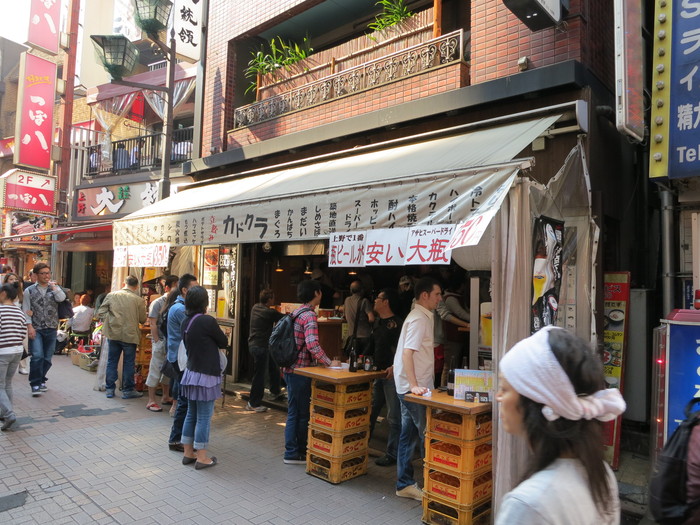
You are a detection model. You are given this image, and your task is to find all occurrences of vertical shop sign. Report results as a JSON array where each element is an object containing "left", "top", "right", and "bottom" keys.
[
  {"left": 364, "top": 228, "right": 408, "bottom": 266},
  {"left": 601, "top": 271, "right": 630, "bottom": 469},
  {"left": 174, "top": 0, "right": 203, "bottom": 62},
  {"left": 27, "top": 0, "right": 61, "bottom": 55},
  {"left": 531, "top": 217, "right": 564, "bottom": 333},
  {"left": 328, "top": 232, "right": 366, "bottom": 267},
  {"left": 405, "top": 224, "right": 455, "bottom": 265},
  {"left": 14, "top": 54, "right": 57, "bottom": 171}
]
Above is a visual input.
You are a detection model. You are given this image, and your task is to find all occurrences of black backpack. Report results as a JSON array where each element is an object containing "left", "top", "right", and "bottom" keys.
[
  {"left": 158, "top": 304, "right": 171, "bottom": 338},
  {"left": 269, "top": 307, "right": 309, "bottom": 368},
  {"left": 649, "top": 397, "right": 700, "bottom": 524}
]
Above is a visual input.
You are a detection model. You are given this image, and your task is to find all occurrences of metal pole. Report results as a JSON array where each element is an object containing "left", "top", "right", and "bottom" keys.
[
  {"left": 661, "top": 189, "right": 675, "bottom": 316},
  {"left": 159, "top": 30, "right": 176, "bottom": 200}
]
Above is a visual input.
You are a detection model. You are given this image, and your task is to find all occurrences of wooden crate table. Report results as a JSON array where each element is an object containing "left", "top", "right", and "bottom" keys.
[
  {"left": 405, "top": 391, "right": 493, "bottom": 525},
  {"left": 294, "top": 366, "right": 384, "bottom": 484}
]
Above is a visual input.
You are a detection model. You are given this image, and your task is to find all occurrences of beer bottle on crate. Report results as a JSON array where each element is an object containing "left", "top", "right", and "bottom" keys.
[
  {"left": 447, "top": 357, "right": 456, "bottom": 396},
  {"left": 349, "top": 346, "right": 358, "bottom": 372}
]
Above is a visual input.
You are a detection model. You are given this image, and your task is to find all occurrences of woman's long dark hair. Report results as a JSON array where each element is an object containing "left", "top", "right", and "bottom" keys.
[{"left": 518, "top": 328, "right": 613, "bottom": 517}]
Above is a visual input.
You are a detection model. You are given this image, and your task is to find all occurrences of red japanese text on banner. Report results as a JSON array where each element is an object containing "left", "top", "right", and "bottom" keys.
[
  {"left": 328, "top": 232, "right": 366, "bottom": 267},
  {"left": 0, "top": 170, "right": 56, "bottom": 214},
  {"left": 405, "top": 224, "right": 455, "bottom": 265},
  {"left": 364, "top": 228, "right": 408, "bottom": 266}
]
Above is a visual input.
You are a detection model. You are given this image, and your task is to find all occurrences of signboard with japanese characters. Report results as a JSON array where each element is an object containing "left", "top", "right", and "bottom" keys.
[
  {"left": 404, "top": 224, "right": 455, "bottom": 265},
  {"left": 363, "top": 228, "right": 409, "bottom": 266},
  {"left": 27, "top": 0, "right": 61, "bottom": 55},
  {"left": 328, "top": 232, "right": 366, "bottom": 267},
  {"left": 75, "top": 182, "right": 159, "bottom": 219},
  {"left": 113, "top": 243, "right": 171, "bottom": 268},
  {"left": 13, "top": 53, "right": 56, "bottom": 171},
  {"left": 174, "top": 0, "right": 203, "bottom": 62},
  {"left": 0, "top": 170, "right": 56, "bottom": 214},
  {"left": 649, "top": 0, "right": 700, "bottom": 178}
]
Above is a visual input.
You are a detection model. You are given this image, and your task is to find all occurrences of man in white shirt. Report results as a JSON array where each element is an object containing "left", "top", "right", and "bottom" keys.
[{"left": 392, "top": 276, "right": 442, "bottom": 501}]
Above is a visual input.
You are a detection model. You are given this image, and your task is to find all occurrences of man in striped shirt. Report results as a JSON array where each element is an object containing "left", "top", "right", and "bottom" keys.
[{"left": 281, "top": 280, "right": 340, "bottom": 465}]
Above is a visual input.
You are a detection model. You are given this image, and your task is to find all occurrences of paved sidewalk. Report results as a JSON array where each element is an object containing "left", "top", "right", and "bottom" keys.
[{"left": 0, "top": 356, "right": 422, "bottom": 524}]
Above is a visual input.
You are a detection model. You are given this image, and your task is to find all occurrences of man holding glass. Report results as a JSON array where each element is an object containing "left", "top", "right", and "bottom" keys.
[{"left": 22, "top": 263, "right": 66, "bottom": 397}]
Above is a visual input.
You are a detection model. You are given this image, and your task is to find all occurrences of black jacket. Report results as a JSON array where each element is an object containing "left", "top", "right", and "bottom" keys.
[
  {"left": 182, "top": 314, "right": 228, "bottom": 376},
  {"left": 248, "top": 303, "right": 284, "bottom": 347}
]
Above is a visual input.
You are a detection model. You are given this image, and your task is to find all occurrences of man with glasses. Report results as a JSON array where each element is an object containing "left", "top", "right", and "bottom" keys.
[{"left": 22, "top": 262, "right": 66, "bottom": 397}]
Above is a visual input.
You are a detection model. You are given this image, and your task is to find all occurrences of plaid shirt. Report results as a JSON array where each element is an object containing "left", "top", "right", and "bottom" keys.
[{"left": 282, "top": 304, "right": 331, "bottom": 373}]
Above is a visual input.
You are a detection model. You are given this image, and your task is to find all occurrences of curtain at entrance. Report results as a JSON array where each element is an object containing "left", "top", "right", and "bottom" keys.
[{"left": 142, "top": 78, "right": 196, "bottom": 119}]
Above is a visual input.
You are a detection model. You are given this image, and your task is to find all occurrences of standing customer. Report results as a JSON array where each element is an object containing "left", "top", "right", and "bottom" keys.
[
  {"left": 247, "top": 289, "right": 284, "bottom": 412},
  {"left": 495, "top": 326, "right": 626, "bottom": 525},
  {"left": 343, "top": 280, "right": 374, "bottom": 357},
  {"left": 145, "top": 275, "right": 178, "bottom": 412},
  {"left": 23, "top": 262, "right": 66, "bottom": 397},
  {"left": 393, "top": 276, "right": 442, "bottom": 501},
  {"left": 97, "top": 275, "right": 147, "bottom": 399},
  {"left": 3, "top": 273, "right": 29, "bottom": 375},
  {"left": 0, "top": 282, "right": 28, "bottom": 430},
  {"left": 179, "top": 286, "right": 227, "bottom": 469},
  {"left": 281, "top": 280, "right": 340, "bottom": 464}
]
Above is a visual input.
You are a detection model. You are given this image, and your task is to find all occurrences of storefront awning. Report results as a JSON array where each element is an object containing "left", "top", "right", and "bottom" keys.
[
  {"left": 0, "top": 222, "right": 113, "bottom": 244},
  {"left": 113, "top": 115, "right": 561, "bottom": 247}
]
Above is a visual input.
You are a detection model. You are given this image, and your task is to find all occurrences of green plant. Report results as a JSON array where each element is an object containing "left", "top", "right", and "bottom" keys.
[
  {"left": 244, "top": 36, "right": 313, "bottom": 95},
  {"left": 368, "top": 0, "right": 414, "bottom": 34}
]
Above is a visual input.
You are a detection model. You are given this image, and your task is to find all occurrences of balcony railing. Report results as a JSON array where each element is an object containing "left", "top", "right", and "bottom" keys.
[{"left": 233, "top": 29, "right": 465, "bottom": 130}]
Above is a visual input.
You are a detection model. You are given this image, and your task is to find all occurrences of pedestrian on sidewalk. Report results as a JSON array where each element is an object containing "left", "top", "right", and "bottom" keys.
[
  {"left": 247, "top": 288, "right": 284, "bottom": 412},
  {"left": 0, "top": 281, "right": 28, "bottom": 430},
  {"left": 97, "top": 275, "right": 147, "bottom": 400},
  {"left": 179, "top": 286, "right": 227, "bottom": 469},
  {"left": 495, "top": 325, "right": 626, "bottom": 525},
  {"left": 23, "top": 262, "right": 66, "bottom": 397},
  {"left": 145, "top": 275, "right": 178, "bottom": 412},
  {"left": 3, "top": 273, "right": 29, "bottom": 375},
  {"left": 393, "top": 277, "right": 442, "bottom": 501}
]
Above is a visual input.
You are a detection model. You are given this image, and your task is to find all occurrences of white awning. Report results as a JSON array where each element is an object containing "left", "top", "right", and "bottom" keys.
[{"left": 113, "top": 115, "right": 560, "bottom": 247}]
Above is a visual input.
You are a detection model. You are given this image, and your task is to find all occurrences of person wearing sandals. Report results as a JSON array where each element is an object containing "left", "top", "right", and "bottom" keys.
[
  {"left": 0, "top": 281, "right": 28, "bottom": 430},
  {"left": 179, "top": 286, "right": 227, "bottom": 469}
]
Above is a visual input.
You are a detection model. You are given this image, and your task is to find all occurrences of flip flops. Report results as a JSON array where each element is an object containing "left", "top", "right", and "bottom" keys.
[{"left": 146, "top": 402, "right": 163, "bottom": 412}]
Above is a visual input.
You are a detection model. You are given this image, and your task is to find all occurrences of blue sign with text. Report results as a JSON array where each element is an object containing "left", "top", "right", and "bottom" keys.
[{"left": 666, "top": 322, "right": 700, "bottom": 437}]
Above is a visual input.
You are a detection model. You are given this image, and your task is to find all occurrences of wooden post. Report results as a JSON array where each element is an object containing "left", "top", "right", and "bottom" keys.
[
  {"left": 330, "top": 57, "right": 336, "bottom": 75},
  {"left": 433, "top": 0, "right": 442, "bottom": 38}
]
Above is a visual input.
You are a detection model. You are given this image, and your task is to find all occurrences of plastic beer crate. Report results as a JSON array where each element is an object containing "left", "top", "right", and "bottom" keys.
[
  {"left": 424, "top": 464, "right": 493, "bottom": 505},
  {"left": 428, "top": 408, "right": 492, "bottom": 441},
  {"left": 311, "top": 381, "right": 372, "bottom": 407},
  {"left": 310, "top": 402, "right": 370, "bottom": 432},
  {"left": 306, "top": 451, "right": 368, "bottom": 484},
  {"left": 422, "top": 493, "right": 491, "bottom": 525},
  {"left": 424, "top": 435, "right": 492, "bottom": 474},
  {"left": 308, "top": 428, "right": 369, "bottom": 458}
]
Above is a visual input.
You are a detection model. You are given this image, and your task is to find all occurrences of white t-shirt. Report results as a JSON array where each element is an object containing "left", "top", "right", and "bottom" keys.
[
  {"left": 496, "top": 458, "right": 620, "bottom": 525},
  {"left": 392, "top": 303, "right": 434, "bottom": 394}
]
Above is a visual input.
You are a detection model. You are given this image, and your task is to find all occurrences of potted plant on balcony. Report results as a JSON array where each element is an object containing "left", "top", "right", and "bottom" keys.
[
  {"left": 367, "top": 0, "right": 415, "bottom": 42},
  {"left": 244, "top": 36, "right": 313, "bottom": 96}
]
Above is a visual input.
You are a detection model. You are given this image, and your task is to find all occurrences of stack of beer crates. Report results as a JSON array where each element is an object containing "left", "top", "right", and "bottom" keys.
[
  {"left": 422, "top": 406, "right": 494, "bottom": 525},
  {"left": 306, "top": 380, "right": 372, "bottom": 484}
]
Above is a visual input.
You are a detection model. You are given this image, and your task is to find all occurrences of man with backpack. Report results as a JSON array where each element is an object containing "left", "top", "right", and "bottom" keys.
[{"left": 280, "top": 279, "right": 339, "bottom": 464}]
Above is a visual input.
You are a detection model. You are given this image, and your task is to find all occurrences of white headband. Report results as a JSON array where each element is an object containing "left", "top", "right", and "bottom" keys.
[{"left": 500, "top": 326, "right": 626, "bottom": 422}]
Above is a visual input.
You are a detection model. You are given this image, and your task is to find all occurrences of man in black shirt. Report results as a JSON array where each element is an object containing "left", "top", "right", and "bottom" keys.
[
  {"left": 369, "top": 287, "right": 403, "bottom": 467},
  {"left": 247, "top": 289, "right": 284, "bottom": 411}
]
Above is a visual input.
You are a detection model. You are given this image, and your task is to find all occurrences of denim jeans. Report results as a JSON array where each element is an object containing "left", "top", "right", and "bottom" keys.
[
  {"left": 169, "top": 371, "right": 189, "bottom": 444},
  {"left": 0, "top": 352, "right": 21, "bottom": 418},
  {"left": 370, "top": 376, "right": 401, "bottom": 460},
  {"left": 181, "top": 399, "right": 215, "bottom": 450},
  {"left": 249, "top": 345, "right": 280, "bottom": 407},
  {"left": 29, "top": 328, "right": 57, "bottom": 388},
  {"left": 284, "top": 372, "right": 311, "bottom": 460},
  {"left": 105, "top": 340, "right": 137, "bottom": 392},
  {"left": 396, "top": 393, "right": 426, "bottom": 491}
]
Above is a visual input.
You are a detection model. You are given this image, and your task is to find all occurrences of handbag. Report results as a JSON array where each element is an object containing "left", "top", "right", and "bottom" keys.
[
  {"left": 160, "top": 359, "right": 179, "bottom": 380},
  {"left": 219, "top": 349, "right": 228, "bottom": 375},
  {"left": 178, "top": 313, "right": 203, "bottom": 370}
]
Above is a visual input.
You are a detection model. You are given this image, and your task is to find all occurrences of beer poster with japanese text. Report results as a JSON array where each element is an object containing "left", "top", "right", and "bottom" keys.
[
  {"left": 602, "top": 271, "right": 630, "bottom": 469},
  {"left": 531, "top": 216, "right": 564, "bottom": 333}
]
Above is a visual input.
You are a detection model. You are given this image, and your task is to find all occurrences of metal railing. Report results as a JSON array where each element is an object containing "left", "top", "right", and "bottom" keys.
[{"left": 233, "top": 30, "right": 465, "bottom": 130}]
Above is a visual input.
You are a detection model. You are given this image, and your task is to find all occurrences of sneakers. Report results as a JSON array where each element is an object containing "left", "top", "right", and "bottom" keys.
[
  {"left": 122, "top": 390, "right": 143, "bottom": 399},
  {"left": 396, "top": 483, "right": 423, "bottom": 501},
  {"left": 105, "top": 389, "right": 115, "bottom": 398},
  {"left": 267, "top": 392, "right": 287, "bottom": 402},
  {"left": 39, "top": 383, "right": 48, "bottom": 392},
  {"left": 31, "top": 386, "right": 41, "bottom": 397},
  {"left": 283, "top": 456, "right": 306, "bottom": 465},
  {"left": 17, "top": 367, "right": 28, "bottom": 375},
  {"left": 375, "top": 455, "right": 397, "bottom": 467},
  {"left": 245, "top": 402, "right": 269, "bottom": 413},
  {"left": 1, "top": 415, "right": 16, "bottom": 431}
]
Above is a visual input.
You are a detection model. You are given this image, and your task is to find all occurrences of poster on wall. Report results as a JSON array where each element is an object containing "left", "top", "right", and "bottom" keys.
[
  {"left": 202, "top": 248, "right": 219, "bottom": 286},
  {"left": 531, "top": 216, "right": 564, "bottom": 333},
  {"left": 602, "top": 271, "right": 631, "bottom": 469}
]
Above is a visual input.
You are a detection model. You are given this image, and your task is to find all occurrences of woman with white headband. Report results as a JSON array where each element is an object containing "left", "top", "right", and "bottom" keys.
[{"left": 495, "top": 325, "right": 626, "bottom": 525}]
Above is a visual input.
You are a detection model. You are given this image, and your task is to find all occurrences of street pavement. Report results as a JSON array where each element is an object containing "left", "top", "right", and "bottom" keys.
[{"left": 0, "top": 356, "right": 423, "bottom": 524}]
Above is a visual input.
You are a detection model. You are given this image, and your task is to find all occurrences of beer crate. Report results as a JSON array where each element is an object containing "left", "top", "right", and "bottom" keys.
[
  {"left": 422, "top": 494, "right": 491, "bottom": 525},
  {"left": 306, "top": 451, "right": 368, "bottom": 484},
  {"left": 424, "top": 435, "right": 492, "bottom": 474},
  {"left": 310, "top": 402, "right": 370, "bottom": 433},
  {"left": 424, "top": 463, "right": 492, "bottom": 505},
  {"left": 308, "top": 428, "right": 369, "bottom": 458},
  {"left": 428, "top": 408, "right": 492, "bottom": 442},
  {"left": 311, "top": 381, "right": 371, "bottom": 407}
]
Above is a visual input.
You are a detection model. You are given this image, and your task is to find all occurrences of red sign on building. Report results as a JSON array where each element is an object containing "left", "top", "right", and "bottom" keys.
[
  {"left": 0, "top": 169, "right": 56, "bottom": 214},
  {"left": 27, "top": 0, "right": 61, "bottom": 55},
  {"left": 13, "top": 53, "right": 57, "bottom": 171}
]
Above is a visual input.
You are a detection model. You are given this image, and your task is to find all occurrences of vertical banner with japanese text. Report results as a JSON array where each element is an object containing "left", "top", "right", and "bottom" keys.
[
  {"left": 27, "top": 0, "right": 61, "bottom": 55},
  {"left": 14, "top": 53, "right": 57, "bottom": 171},
  {"left": 174, "top": 0, "right": 203, "bottom": 62},
  {"left": 531, "top": 217, "right": 564, "bottom": 333},
  {"left": 601, "top": 271, "right": 630, "bottom": 469}
]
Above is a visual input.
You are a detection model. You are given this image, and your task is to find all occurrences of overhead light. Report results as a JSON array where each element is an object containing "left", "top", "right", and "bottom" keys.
[
  {"left": 304, "top": 261, "right": 312, "bottom": 275},
  {"left": 275, "top": 259, "right": 284, "bottom": 272},
  {"left": 348, "top": 270, "right": 357, "bottom": 275}
]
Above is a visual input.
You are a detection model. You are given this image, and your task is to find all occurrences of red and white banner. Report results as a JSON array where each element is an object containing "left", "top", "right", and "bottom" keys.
[
  {"left": 364, "top": 228, "right": 408, "bottom": 266},
  {"left": 0, "top": 169, "right": 56, "bottom": 214},
  {"left": 405, "top": 224, "right": 455, "bottom": 265},
  {"left": 328, "top": 232, "right": 366, "bottom": 267},
  {"left": 0, "top": 138, "right": 15, "bottom": 158},
  {"left": 113, "top": 243, "right": 171, "bottom": 268},
  {"left": 14, "top": 53, "right": 57, "bottom": 171},
  {"left": 27, "top": 0, "right": 61, "bottom": 55}
]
